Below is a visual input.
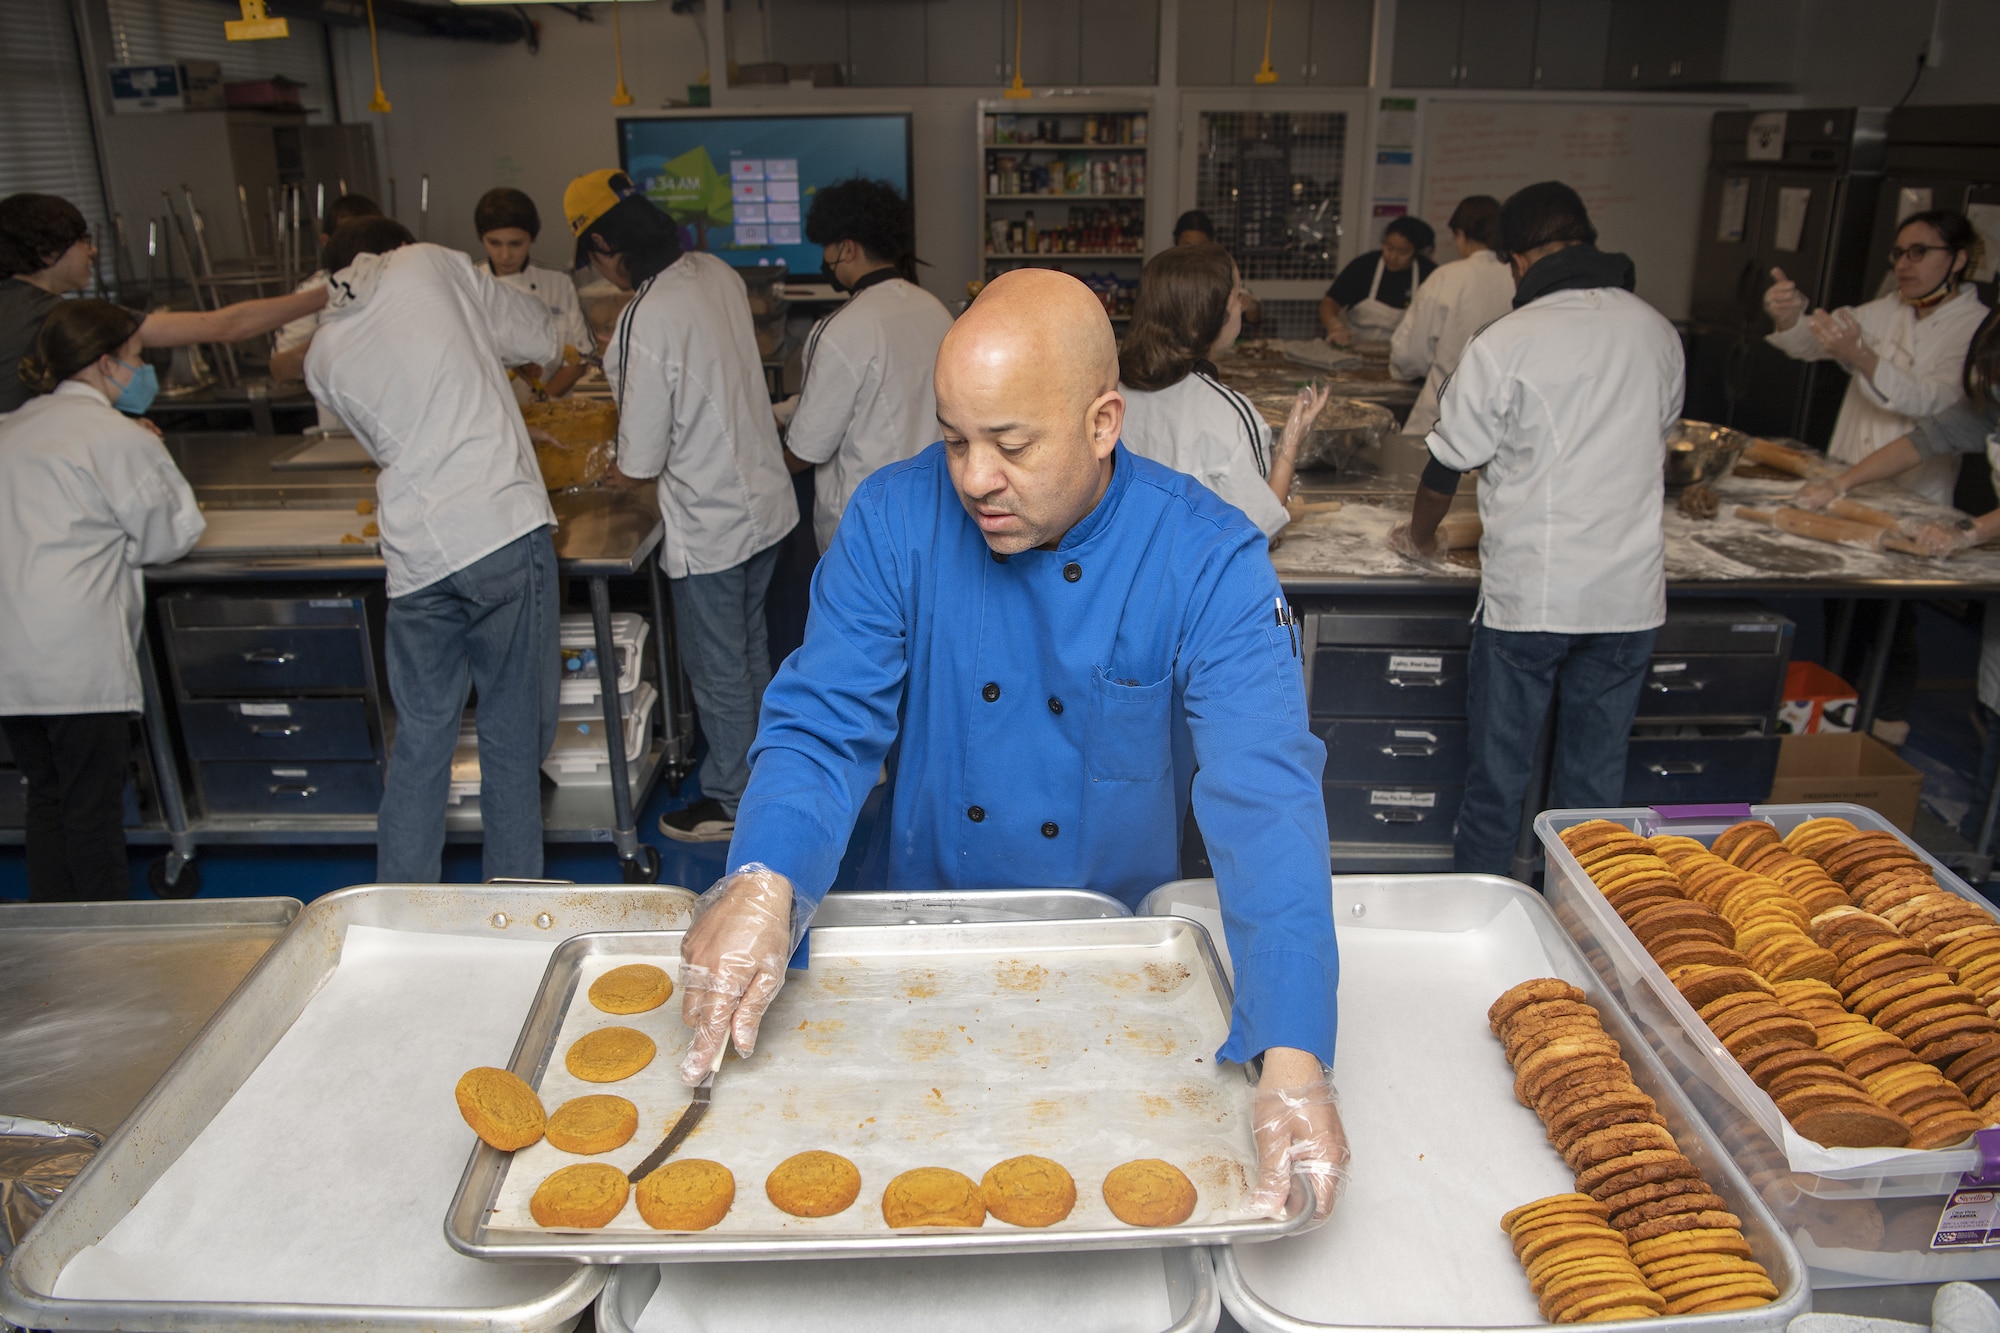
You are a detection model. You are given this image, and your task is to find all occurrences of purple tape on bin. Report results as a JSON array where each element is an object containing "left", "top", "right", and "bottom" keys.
[
  {"left": 1651, "top": 804, "right": 1757, "bottom": 823},
  {"left": 1963, "top": 1127, "right": 2000, "bottom": 1187}
]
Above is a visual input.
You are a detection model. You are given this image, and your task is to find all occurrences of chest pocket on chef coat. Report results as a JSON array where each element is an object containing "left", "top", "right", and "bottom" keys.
[{"left": 1087, "top": 666, "right": 1174, "bottom": 782}]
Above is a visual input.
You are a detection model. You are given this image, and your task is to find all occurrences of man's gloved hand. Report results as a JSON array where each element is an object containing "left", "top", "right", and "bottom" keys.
[
  {"left": 1763, "top": 267, "right": 1807, "bottom": 331},
  {"left": 1387, "top": 521, "right": 1438, "bottom": 560},
  {"left": 1912, "top": 520, "right": 1978, "bottom": 559},
  {"left": 1250, "top": 1052, "right": 1351, "bottom": 1224},
  {"left": 678, "top": 864, "right": 803, "bottom": 1083},
  {"left": 1791, "top": 479, "right": 1843, "bottom": 512},
  {"left": 1277, "top": 383, "right": 1334, "bottom": 463}
]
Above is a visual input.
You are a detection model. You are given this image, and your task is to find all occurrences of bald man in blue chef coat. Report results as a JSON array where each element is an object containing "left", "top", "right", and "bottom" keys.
[{"left": 677, "top": 268, "right": 1349, "bottom": 1220}]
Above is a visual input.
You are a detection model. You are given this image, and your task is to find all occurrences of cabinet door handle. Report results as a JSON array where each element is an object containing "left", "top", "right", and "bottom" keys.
[
  {"left": 1372, "top": 809, "right": 1425, "bottom": 824},
  {"left": 251, "top": 723, "right": 304, "bottom": 737},
  {"left": 1387, "top": 674, "right": 1446, "bottom": 689},
  {"left": 1646, "top": 677, "right": 1705, "bottom": 694},
  {"left": 268, "top": 783, "right": 319, "bottom": 798},
  {"left": 1380, "top": 743, "right": 1438, "bottom": 758},
  {"left": 241, "top": 649, "right": 297, "bottom": 665},
  {"left": 1648, "top": 761, "right": 1705, "bottom": 777}
]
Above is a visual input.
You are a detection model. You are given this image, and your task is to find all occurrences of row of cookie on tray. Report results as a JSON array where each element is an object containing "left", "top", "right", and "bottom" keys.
[
  {"left": 1559, "top": 817, "right": 2000, "bottom": 1150},
  {"left": 1490, "top": 978, "right": 1778, "bottom": 1322}
]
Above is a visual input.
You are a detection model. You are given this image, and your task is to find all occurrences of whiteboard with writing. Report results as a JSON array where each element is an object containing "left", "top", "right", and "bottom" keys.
[{"left": 1418, "top": 100, "right": 1750, "bottom": 322}]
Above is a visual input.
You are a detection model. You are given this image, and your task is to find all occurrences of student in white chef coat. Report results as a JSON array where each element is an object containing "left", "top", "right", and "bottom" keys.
[
  {"left": 267, "top": 193, "right": 382, "bottom": 408},
  {"left": 1391, "top": 182, "right": 1683, "bottom": 877},
  {"left": 0, "top": 301, "right": 205, "bottom": 901},
  {"left": 564, "top": 169, "right": 799, "bottom": 844},
  {"left": 304, "top": 218, "right": 564, "bottom": 884},
  {"left": 1389, "top": 196, "right": 1515, "bottom": 438},
  {"left": 1319, "top": 215, "right": 1437, "bottom": 347},
  {"left": 1118, "top": 241, "right": 1330, "bottom": 541},
  {"left": 473, "top": 187, "right": 594, "bottom": 401},
  {"left": 1768, "top": 209, "right": 1989, "bottom": 745},
  {"left": 783, "top": 178, "right": 953, "bottom": 552}
]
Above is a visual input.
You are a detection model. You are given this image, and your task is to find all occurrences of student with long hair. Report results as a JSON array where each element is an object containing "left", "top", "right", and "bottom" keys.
[
  {"left": 1117, "top": 242, "right": 1328, "bottom": 540},
  {"left": 0, "top": 300, "right": 205, "bottom": 900}
]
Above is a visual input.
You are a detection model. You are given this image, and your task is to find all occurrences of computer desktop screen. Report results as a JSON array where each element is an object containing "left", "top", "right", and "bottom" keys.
[{"left": 617, "top": 112, "right": 913, "bottom": 273}]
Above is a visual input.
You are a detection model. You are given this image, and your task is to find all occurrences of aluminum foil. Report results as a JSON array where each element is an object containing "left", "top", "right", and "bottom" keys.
[{"left": 0, "top": 1116, "right": 101, "bottom": 1264}]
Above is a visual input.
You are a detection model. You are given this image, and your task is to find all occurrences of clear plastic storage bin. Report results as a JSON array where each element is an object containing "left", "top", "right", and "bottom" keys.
[
  {"left": 541, "top": 681, "right": 656, "bottom": 787},
  {"left": 558, "top": 611, "right": 648, "bottom": 710}
]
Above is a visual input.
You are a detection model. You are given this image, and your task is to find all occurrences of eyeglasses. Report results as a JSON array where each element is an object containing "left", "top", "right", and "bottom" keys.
[{"left": 1890, "top": 243, "right": 1947, "bottom": 263}]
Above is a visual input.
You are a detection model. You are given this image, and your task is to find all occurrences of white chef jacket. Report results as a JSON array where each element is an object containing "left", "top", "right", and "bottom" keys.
[
  {"left": 1429, "top": 286, "right": 1684, "bottom": 635},
  {"left": 476, "top": 259, "right": 595, "bottom": 382},
  {"left": 274, "top": 271, "right": 348, "bottom": 434},
  {"left": 604, "top": 251, "right": 798, "bottom": 578},
  {"left": 1119, "top": 370, "right": 1289, "bottom": 540},
  {"left": 1765, "top": 285, "right": 1988, "bottom": 504},
  {"left": 786, "top": 274, "right": 954, "bottom": 552},
  {"left": 0, "top": 381, "right": 204, "bottom": 714},
  {"left": 305, "top": 243, "right": 560, "bottom": 598},
  {"left": 1390, "top": 249, "right": 1517, "bottom": 437}
]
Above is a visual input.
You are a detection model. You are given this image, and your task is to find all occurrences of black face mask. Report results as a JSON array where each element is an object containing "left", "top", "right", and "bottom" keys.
[{"left": 820, "top": 252, "right": 849, "bottom": 294}]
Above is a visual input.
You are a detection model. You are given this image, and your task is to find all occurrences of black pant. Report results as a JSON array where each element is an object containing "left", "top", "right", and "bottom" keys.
[{"left": 0, "top": 713, "right": 130, "bottom": 902}]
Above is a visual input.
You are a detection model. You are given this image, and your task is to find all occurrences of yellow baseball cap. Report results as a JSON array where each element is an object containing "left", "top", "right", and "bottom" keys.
[{"left": 563, "top": 168, "right": 645, "bottom": 265}]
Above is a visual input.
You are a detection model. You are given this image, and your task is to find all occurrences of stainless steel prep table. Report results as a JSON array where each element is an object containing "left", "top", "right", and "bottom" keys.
[{"left": 107, "top": 431, "right": 693, "bottom": 888}]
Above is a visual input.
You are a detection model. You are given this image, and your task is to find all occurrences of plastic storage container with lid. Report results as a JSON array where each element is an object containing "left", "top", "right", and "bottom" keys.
[
  {"left": 559, "top": 611, "right": 649, "bottom": 711},
  {"left": 542, "top": 681, "right": 656, "bottom": 787}
]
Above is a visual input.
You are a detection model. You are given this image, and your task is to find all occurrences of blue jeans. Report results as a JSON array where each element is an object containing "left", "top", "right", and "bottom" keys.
[
  {"left": 378, "top": 530, "right": 559, "bottom": 882},
  {"left": 1454, "top": 620, "right": 1657, "bottom": 876},
  {"left": 671, "top": 543, "right": 780, "bottom": 816}
]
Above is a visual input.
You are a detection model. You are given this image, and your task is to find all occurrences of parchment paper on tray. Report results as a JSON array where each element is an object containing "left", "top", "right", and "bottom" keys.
[
  {"left": 52, "top": 926, "right": 575, "bottom": 1309},
  {"left": 482, "top": 923, "right": 1264, "bottom": 1243}
]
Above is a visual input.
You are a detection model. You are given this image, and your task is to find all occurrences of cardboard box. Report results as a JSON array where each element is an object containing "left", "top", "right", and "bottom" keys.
[
  {"left": 179, "top": 61, "right": 225, "bottom": 111},
  {"left": 1767, "top": 732, "right": 1924, "bottom": 832},
  {"left": 1777, "top": 660, "right": 1858, "bottom": 734}
]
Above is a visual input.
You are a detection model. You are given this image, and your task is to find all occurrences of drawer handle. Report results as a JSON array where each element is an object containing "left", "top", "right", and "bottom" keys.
[
  {"left": 251, "top": 723, "right": 303, "bottom": 737},
  {"left": 268, "top": 783, "right": 319, "bottom": 798},
  {"left": 1380, "top": 743, "right": 1438, "bottom": 758},
  {"left": 1372, "top": 809, "right": 1426, "bottom": 824},
  {"left": 241, "top": 649, "right": 298, "bottom": 665},
  {"left": 1646, "top": 677, "right": 1705, "bottom": 694},
  {"left": 1386, "top": 674, "right": 1446, "bottom": 689},
  {"left": 1648, "top": 761, "right": 1705, "bottom": 777}
]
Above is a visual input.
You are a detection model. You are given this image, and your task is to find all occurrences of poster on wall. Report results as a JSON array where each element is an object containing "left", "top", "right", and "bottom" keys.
[{"left": 1369, "top": 96, "right": 1418, "bottom": 247}]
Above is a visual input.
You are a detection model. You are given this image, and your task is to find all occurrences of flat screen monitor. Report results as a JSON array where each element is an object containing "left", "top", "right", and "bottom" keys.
[{"left": 617, "top": 112, "right": 913, "bottom": 273}]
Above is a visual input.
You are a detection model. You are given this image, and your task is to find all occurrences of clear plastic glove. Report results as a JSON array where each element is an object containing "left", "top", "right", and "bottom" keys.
[
  {"left": 1387, "top": 521, "right": 1438, "bottom": 560},
  {"left": 1808, "top": 308, "right": 1869, "bottom": 367},
  {"left": 1913, "top": 521, "right": 1977, "bottom": 559},
  {"left": 1250, "top": 1070, "right": 1351, "bottom": 1224},
  {"left": 1278, "top": 383, "right": 1334, "bottom": 462},
  {"left": 1791, "top": 479, "right": 1843, "bottom": 512},
  {"left": 1763, "top": 266, "right": 1807, "bottom": 331},
  {"left": 677, "top": 863, "right": 809, "bottom": 1083}
]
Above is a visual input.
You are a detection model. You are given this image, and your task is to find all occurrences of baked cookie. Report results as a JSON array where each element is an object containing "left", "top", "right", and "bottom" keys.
[
  {"left": 546, "top": 1094, "right": 640, "bottom": 1154},
  {"left": 881, "top": 1167, "right": 987, "bottom": 1228},
  {"left": 566, "top": 1026, "right": 657, "bottom": 1082},
  {"left": 589, "top": 963, "right": 674, "bottom": 1015},
  {"left": 1102, "top": 1158, "right": 1198, "bottom": 1227},
  {"left": 766, "top": 1149, "right": 863, "bottom": 1218},
  {"left": 637, "top": 1158, "right": 736, "bottom": 1230},
  {"left": 981, "top": 1154, "right": 1077, "bottom": 1227},
  {"left": 530, "top": 1162, "right": 629, "bottom": 1228},
  {"left": 455, "top": 1066, "right": 546, "bottom": 1150}
]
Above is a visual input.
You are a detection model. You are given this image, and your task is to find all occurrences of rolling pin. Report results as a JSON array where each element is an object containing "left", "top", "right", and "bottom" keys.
[
  {"left": 1436, "top": 513, "right": 1483, "bottom": 551},
  {"left": 1824, "top": 497, "right": 1903, "bottom": 531},
  {"left": 1741, "top": 438, "right": 1834, "bottom": 478},
  {"left": 1735, "top": 506, "right": 1931, "bottom": 556}
]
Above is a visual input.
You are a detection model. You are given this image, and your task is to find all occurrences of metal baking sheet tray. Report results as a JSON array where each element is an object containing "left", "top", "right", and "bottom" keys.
[
  {"left": 1140, "top": 875, "right": 1810, "bottom": 1333},
  {"left": 0, "top": 884, "right": 699, "bottom": 1333},
  {"left": 191, "top": 506, "right": 379, "bottom": 557},
  {"left": 447, "top": 917, "right": 1312, "bottom": 1262}
]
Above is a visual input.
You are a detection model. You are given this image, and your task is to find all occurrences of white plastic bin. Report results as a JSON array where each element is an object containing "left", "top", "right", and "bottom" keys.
[
  {"left": 558, "top": 611, "right": 648, "bottom": 710},
  {"left": 541, "top": 681, "right": 656, "bottom": 787}
]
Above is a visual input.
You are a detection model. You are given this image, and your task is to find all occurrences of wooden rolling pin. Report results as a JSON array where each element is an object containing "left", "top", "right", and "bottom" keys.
[
  {"left": 1736, "top": 506, "right": 1930, "bottom": 556},
  {"left": 1742, "top": 438, "right": 1834, "bottom": 478},
  {"left": 1824, "top": 497, "right": 1903, "bottom": 531},
  {"left": 1436, "top": 513, "right": 1483, "bottom": 551}
]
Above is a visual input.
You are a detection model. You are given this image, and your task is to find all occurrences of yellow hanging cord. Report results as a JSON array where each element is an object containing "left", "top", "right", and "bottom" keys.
[
  {"left": 1254, "top": 0, "right": 1278, "bottom": 83},
  {"left": 1002, "top": 0, "right": 1031, "bottom": 98},
  {"left": 364, "top": 0, "right": 392, "bottom": 111},
  {"left": 610, "top": 0, "right": 634, "bottom": 106}
]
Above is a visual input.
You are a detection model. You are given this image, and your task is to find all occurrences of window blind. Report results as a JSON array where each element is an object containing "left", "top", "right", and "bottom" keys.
[
  {"left": 0, "top": 0, "right": 113, "bottom": 275},
  {"left": 106, "top": 0, "right": 334, "bottom": 119}
]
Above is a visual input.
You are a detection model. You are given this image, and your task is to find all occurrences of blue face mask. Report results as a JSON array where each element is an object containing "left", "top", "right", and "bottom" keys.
[{"left": 109, "top": 358, "right": 159, "bottom": 416}]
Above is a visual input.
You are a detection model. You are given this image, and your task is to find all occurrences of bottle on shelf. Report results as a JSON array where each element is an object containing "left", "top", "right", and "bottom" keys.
[{"left": 1024, "top": 210, "right": 1038, "bottom": 252}]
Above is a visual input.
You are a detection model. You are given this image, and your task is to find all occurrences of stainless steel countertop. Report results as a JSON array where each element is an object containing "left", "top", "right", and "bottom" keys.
[
  {"left": 154, "top": 432, "right": 664, "bottom": 580},
  {"left": 0, "top": 899, "right": 298, "bottom": 1136}
]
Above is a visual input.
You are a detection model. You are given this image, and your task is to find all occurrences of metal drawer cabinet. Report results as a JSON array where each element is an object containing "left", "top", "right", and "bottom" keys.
[
  {"left": 1635, "top": 651, "right": 1789, "bottom": 723},
  {"left": 1323, "top": 780, "right": 1465, "bottom": 845},
  {"left": 196, "top": 760, "right": 384, "bottom": 815},
  {"left": 1320, "top": 718, "right": 1469, "bottom": 785},
  {"left": 1623, "top": 728, "right": 1783, "bottom": 805},
  {"left": 180, "top": 699, "right": 378, "bottom": 762},
  {"left": 1310, "top": 648, "right": 1469, "bottom": 720},
  {"left": 168, "top": 625, "right": 373, "bottom": 695}
]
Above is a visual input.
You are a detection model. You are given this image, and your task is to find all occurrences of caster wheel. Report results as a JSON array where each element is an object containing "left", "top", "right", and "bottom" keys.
[
  {"left": 148, "top": 857, "right": 201, "bottom": 899},
  {"left": 621, "top": 844, "right": 661, "bottom": 884}
]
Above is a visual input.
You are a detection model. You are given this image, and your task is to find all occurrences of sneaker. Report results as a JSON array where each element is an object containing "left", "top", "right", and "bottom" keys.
[
  {"left": 659, "top": 798, "right": 734, "bottom": 843},
  {"left": 1871, "top": 718, "right": 1911, "bottom": 748}
]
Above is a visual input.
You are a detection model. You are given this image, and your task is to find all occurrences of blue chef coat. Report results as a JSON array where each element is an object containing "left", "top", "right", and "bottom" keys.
[{"left": 730, "top": 442, "right": 1338, "bottom": 1066}]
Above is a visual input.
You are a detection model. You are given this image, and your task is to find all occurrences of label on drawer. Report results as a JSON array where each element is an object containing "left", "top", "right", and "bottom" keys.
[
  {"left": 309, "top": 599, "right": 352, "bottom": 608},
  {"left": 1652, "top": 662, "right": 1688, "bottom": 674},
  {"left": 238, "top": 702, "right": 292, "bottom": 717},
  {"left": 272, "top": 768, "right": 309, "bottom": 778},
  {"left": 1388, "top": 655, "right": 1442, "bottom": 674},
  {"left": 1731, "top": 623, "right": 1777, "bottom": 633},
  {"left": 1393, "top": 729, "right": 1437, "bottom": 741},
  {"left": 1370, "top": 790, "right": 1436, "bottom": 808}
]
